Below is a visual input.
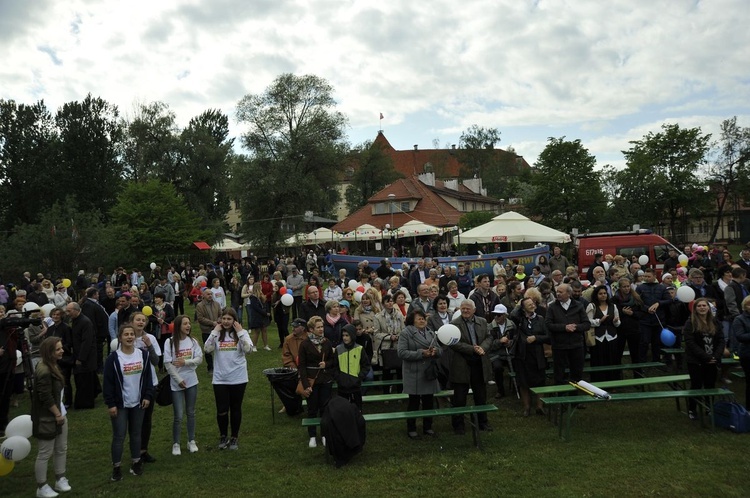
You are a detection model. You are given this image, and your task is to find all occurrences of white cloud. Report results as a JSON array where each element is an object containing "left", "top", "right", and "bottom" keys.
[{"left": 1, "top": 0, "right": 748, "bottom": 168}]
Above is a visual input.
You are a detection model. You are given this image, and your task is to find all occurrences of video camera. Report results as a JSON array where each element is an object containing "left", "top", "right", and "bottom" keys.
[{"left": 0, "top": 310, "right": 43, "bottom": 330}]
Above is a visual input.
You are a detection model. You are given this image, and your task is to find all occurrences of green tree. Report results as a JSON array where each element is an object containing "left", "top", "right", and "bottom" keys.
[
  {"left": 622, "top": 123, "right": 711, "bottom": 242},
  {"left": 345, "top": 140, "right": 402, "bottom": 213},
  {"left": 0, "top": 197, "right": 115, "bottom": 277},
  {"left": 458, "top": 210, "right": 495, "bottom": 230},
  {"left": 457, "top": 125, "right": 502, "bottom": 179},
  {"left": 527, "top": 137, "right": 606, "bottom": 232},
  {"left": 0, "top": 99, "right": 59, "bottom": 231},
  {"left": 108, "top": 180, "right": 213, "bottom": 265},
  {"left": 707, "top": 117, "right": 750, "bottom": 242},
  {"left": 177, "top": 109, "right": 234, "bottom": 230},
  {"left": 121, "top": 101, "right": 180, "bottom": 183},
  {"left": 235, "top": 73, "right": 348, "bottom": 252},
  {"left": 55, "top": 94, "right": 124, "bottom": 216}
]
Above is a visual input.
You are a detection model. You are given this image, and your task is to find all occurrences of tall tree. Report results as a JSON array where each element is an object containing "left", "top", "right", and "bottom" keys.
[
  {"left": 177, "top": 109, "right": 234, "bottom": 229},
  {"left": 622, "top": 123, "right": 711, "bottom": 242},
  {"left": 55, "top": 94, "right": 124, "bottom": 216},
  {"left": 121, "top": 101, "right": 180, "bottom": 183},
  {"left": 345, "top": 140, "right": 402, "bottom": 213},
  {"left": 0, "top": 99, "right": 59, "bottom": 231},
  {"left": 706, "top": 117, "right": 750, "bottom": 242},
  {"left": 457, "top": 125, "right": 502, "bottom": 179},
  {"left": 108, "top": 180, "right": 213, "bottom": 265},
  {"left": 235, "top": 73, "right": 348, "bottom": 252},
  {"left": 527, "top": 137, "right": 606, "bottom": 232}
]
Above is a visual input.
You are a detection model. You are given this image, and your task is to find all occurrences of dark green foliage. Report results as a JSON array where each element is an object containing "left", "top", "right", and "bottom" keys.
[{"left": 345, "top": 140, "right": 402, "bottom": 213}]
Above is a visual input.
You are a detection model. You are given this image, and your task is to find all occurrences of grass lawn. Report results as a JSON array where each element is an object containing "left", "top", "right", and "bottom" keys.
[{"left": 2, "top": 302, "right": 749, "bottom": 497}]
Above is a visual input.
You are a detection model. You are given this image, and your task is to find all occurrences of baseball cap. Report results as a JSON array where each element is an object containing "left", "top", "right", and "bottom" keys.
[{"left": 291, "top": 318, "right": 307, "bottom": 328}]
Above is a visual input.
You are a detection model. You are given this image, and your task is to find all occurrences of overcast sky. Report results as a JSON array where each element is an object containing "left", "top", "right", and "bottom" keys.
[{"left": 2, "top": 0, "right": 748, "bottom": 169}]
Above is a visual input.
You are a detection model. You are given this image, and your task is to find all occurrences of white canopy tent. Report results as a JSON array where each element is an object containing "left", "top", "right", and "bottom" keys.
[
  {"left": 283, "top": 233, "right": 307, "bottom": 247},
  {"left": 304, "top": 227, "right": 341, "bottom": 244},
  {"left": 395, "top": 219, "right": 444, "bottom": 238},
  {"left": 213, "top": 238, "right": 244, "bottom": 251},
  {"left": 459, "top": 211, "right": 571, "bottom": 244},
  {"left": 340, "top": 224, "right": 382, "bottom": 241}
]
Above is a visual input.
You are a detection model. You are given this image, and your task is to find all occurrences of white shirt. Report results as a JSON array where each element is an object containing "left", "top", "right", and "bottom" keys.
[
  {"left": 117, "top": 349, "right": 145, "bottom": 408},
  {"left": 135, "top": 333, "right": 161, "bottom": 387},
  {"left": 204, "top": 329, "right": 254, "bottom": 385},
  {"left": 164, "top": 336, "right": 203, "bottom": 391}
]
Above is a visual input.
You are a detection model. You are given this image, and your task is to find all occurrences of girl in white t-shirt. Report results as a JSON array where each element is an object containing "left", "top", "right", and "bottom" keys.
[
  {"left": 164, "top": 315, "right": 203, "bottom": 456},
  {"left": 210, "top": 278, "right": 227, "bottom": 309},
  {"left": 131, "top": 312, "right": 161, "bottom": 464},
  {"left": 204, "top": 308, "right": 253, "bottom": 451}
]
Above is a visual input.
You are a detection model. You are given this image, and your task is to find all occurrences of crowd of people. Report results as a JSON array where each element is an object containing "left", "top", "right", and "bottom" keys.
[{"left": 2, "top": 242, "right": 750, "bottom": 492}]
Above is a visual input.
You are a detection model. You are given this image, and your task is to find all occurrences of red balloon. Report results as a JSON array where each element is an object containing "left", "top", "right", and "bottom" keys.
[
  {"left": 278, "top": 287, "right": 287, "bottom": 295},
  {"left": 168, "top": 322, "right": 174, "bottom": 333},
  {"left": 356, "top": 286, "right": 365, "bottom": 293},
  {"left": 199, "top": 280, "right": 207, "bottom": 288}
]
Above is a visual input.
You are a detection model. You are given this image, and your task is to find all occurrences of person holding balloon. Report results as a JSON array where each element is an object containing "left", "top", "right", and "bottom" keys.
[
  {"left": 398, "top": 309, "right": 440, "bottom": 439},
  {"left": 635, "top": 267, "right": 672, "bottom": 367},
  {"left": 684, "top": 297, "right": 725, "bottom": 420},
  {"left": 32, "top": 336, "right": 71, "bottom": 497}
]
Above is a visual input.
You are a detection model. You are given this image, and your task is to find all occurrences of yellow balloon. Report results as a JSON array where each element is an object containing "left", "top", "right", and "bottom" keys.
[
  {"left": 62, "top": 278, "right": 71, "bottom": 288},
  {"left": 0, "top": 455, "right": 14, "bottom": 476},
  {"left": 142, "top": 306, "right": 153, "bottom": 317},
  {"left": 680, "top": 260, "right": 688, "bottom": 267}
]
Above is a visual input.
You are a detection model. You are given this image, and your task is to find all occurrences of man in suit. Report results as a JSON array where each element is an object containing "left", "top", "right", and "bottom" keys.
[
  {"left": 449, "top": 299, "right": 493, "bottom": 434},
  {"left": 545, "top": 283, "right": 589, "bottom": 386},
  {"left": 67, "top": 302, "right": 99, "bottom": 409},
  {"left": 409, "top": 260, "right": 428, "bottom": 298},
  {"left": 81, "top": 287, "right": 110, "bottom": 373}
]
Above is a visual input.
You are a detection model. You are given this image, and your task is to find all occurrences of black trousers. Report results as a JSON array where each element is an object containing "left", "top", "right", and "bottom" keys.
[
  {"left": 407, "top": 394, "right": 434, "bottom": 432},
  {"left": 589, "top": 339, "right": 621, "bottom": 382},
  {"left": 552, "top": 347, "right": 585, "bottom": 385},
  {"left": 687, "top": 362, "right": 718, "bottom": 413},
  {"left": 213, "top": 383, "right": 247, "bottom": 438},
  {"left": 73, "top": 371, "right": 98, "bottom": 409},
  {"left": 741, "top": 357, "right": 750, "bottom": 410},
  {"left": 174, "top": 296, "right": 185, "bottom": 315},
  {"left": 140, "top": 399, "right": 154, "bottom": 452},
  {"left": 452, "top": 361, "right": 488, "bottom": 429}
]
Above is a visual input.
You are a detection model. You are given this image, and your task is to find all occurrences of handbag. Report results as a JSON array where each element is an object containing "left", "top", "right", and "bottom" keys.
[
  {"left": 296, "top": 351, "right": 325, "bottom": 398},
  {"left": 155, "top": 375, "right": 173, "bottom": 407},
  {"left": 585, "top": 327, "right": 596, "bottom": 347},
  {"left": 380, "top": 348, "right": 402, "bottom": 370}
]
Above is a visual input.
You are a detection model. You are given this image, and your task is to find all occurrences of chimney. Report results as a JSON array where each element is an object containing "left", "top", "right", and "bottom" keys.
[
  {"left": 413, "top": 144, "right": 418, "bottom": 151},
  {"left": 451, "top": 144, "right": 456, "bottom": 150}
]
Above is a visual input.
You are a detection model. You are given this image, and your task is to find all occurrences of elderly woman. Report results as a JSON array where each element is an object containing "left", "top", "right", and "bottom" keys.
[
  {"left": 375, "top": 293, "right": 405, "bottom": 393},
  {"left": 509, "top": 297, "right": 550, "bottom": 416},
  {"left": 387, "top": 276, "right": 411, "bottom": 303},
  {"left": 446, "top": 281, "right": 466, "bottom": 313},
  {"left": 298, "top": 316, "right": 335, "bottom": 448},
  {"left": 428, "top": 295, "right": 452, "bottom": 332},
  {"left": 398, "top": 310, "right": 441, "bottom": 439}
]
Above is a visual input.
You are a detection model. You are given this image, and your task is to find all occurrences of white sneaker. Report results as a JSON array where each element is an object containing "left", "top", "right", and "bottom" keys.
[
  {"left": 308, "top": 437, "right": 317, "bottom": 448},
  {"left": 36, "top": 484, "right": 59, "bottom": 498},
  {"left": 252, "top": 347, "right": 258, "bottom": 352},
  {"left": 54, "top": 477, "right": 71, "bottom": 492},
  {"left": 188, "top": 440, "right": 199, "bottom": 453},
  {"left": 172, "top": 443, "right": 181, "bottom": 456},
  {"left": 263, "top": 345, "right": 272, "bottom": 351}
]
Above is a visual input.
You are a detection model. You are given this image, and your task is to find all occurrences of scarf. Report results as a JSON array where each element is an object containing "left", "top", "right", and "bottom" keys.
[
  {"left": 326, "top": 313, "right": 339, "bottom": 327},
  {"left": 308, "top": 332, "right": 324, "bottom": 351},
  {"left": 381, "top": 308, "right": 403, "bottom": 334}
]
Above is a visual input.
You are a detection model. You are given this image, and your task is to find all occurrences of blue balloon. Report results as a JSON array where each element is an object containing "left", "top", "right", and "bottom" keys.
[
  {"left": 660, "top": 328, "right": 676, "bottom": 347},
  {"left": 286, "top": 288, "right": 293, "bottom": 295}
]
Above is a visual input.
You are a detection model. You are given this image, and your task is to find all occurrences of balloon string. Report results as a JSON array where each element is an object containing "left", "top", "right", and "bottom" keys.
[{"left": 655, "top": 313, "right": 665, "bottom": 330}]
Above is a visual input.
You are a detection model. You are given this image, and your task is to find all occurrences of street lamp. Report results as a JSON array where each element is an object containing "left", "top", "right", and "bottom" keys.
[{"left": 388, "top": 193, "right": 395, "bottom": 230}]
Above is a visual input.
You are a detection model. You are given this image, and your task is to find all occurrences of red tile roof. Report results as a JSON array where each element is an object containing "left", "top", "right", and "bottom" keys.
[
  {"left": 332, "top": 176, "right": 462, "bottom": 233},
  {"left": 373, "top": 131, "right": 529, "bottom": 178}
]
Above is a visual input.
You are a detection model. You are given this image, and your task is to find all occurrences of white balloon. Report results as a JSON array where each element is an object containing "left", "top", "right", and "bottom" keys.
[
  {"left": 638, "top": 255, "right": 649, "bottom": 266},
  {"left": 22, "top": 302, "right": 40, "bottom": 313},
  {"left": 353, "top": 291, "right": 363, "bottom": 303},
  {"left": 677, "top": 254, "right": 688, "bottom": 264},
  {"left": 16, "top": 350, "right": 22, "bottom": 367},
  {"left": 452, "top": 310, "right": 462, "bottom": 321},
  {"left": 40, "top": 303, "right": 56, "bottom": 318},
  {"left": 150, "top": 262, "right": 157, "bottom": 270},
  {"left": 4, "top": 415, "right": 32, "bottom": 439},
  {"left": 280, "top": 293, "right": 294, "bottom": 307},
  {"left": 437, "top": 324, "right": 461, "bottom": 346},
  {"left": 110, "top": 338, "right": 119, "bottom": 352},
  {"left": 1, "top": 436, "right": 32, "bottom": 462},
  {"left": 348, "top": 279, "right": 358, "bottom": 291},
  {"left": 676, "top": 285, "right": 695, "bottom": 303}
]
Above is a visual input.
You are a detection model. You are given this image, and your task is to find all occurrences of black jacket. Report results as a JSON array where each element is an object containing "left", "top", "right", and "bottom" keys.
[{"left": 545, "top": 299, "right": 588, "bottom": 350}]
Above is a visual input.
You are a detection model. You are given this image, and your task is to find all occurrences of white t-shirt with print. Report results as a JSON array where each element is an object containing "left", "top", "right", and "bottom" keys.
[{"left": 117, "top": 349, "right": 144, "bottom": 408}]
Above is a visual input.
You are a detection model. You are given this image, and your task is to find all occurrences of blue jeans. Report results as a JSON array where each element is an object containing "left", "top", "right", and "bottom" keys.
[
  {"left": 245, "top": 304, "right": 253, "bottom": 329},
  {"left": 172, "top": 385, "right": 198, "bottom": 443},
  {"left": 111, "top": 406, "right": 145, "bottom": 466},
  {"left": 234, "top": 306, "right": 243, "bottom": 327}
]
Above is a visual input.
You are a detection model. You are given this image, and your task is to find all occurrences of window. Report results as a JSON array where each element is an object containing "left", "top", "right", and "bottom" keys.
[
  {"left": 373, "top": 203, "right": 387, "bottom": 215},
  {"left": 423, "top": 162, "right": 433, "bottom": 173},
  {"left": 462, "top": 201, "right": 467, "bottom": 211},
  {"left": 400, "top": 201, "right": 410, "bottom": 212},
  {"left": 617, "top": 246, "right": 648, "bottom": 260}
]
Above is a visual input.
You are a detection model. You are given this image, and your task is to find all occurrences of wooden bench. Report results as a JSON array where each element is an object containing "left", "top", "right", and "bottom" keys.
[
  {"left": 731, "top": 370, "right": 745, "bottom": 379},
  {"left": 302, "top": 404, "right": 498, "bottom": 449},
  {"left": 531, "top": 374, "right": 689, "bottom": 396},
  {"left": 302, "top": 389, "right": 469, "bottom": 407},
  {"left": 542, "top": 388, "right": 735, "bottom": 441}
]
